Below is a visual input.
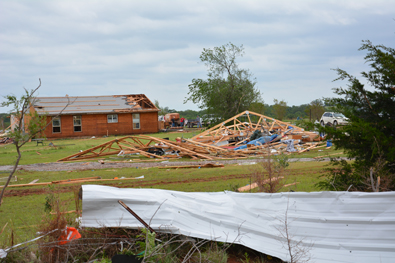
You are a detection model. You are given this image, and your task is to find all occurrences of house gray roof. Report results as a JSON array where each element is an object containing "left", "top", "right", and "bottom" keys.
[{"left": 32, "top": 94, "right": 158, "bottom": 115}]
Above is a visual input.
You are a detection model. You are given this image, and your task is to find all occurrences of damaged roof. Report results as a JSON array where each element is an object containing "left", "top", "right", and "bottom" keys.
[{"left": 32, "top": 94, "right": 159, "bottom": 115}]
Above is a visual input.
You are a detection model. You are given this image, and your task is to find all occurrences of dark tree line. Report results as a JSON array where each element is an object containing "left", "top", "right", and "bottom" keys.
[
  {"left": 0, "top": 113, "right": 10, "bottom": 130},
  {"left": 317, "top": 40, "right": 395, "bottom": 192}
]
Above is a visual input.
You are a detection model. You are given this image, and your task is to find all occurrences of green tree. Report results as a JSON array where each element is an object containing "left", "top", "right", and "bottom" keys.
[
  {"left": 249, "top": 102, "right": 265, "bottom": 114},
  {"left": 272, "top": 99, "right": 287, "bottom": 120},
  {"left": 317, "top": 40, "right": 395, "bottom": 192},
  {"left": 0, "top": 113, "right": 10, "bottom": 130},
  {"left": 184, "top": 43, "right": 262, "bottom": 120},
  {"left": 305, "top": 99, "right": 325, "bottom": 121},
  {"left": 154, "top": 99, "right": 169, "bottom": 116}
]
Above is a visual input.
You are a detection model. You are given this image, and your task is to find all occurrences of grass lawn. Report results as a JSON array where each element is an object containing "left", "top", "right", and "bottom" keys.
[
  {"left": 0, "top": 130, "right": 203, "bottom": 165},
  {"left": 0, "top": 130, "right": 341, "bottom": 248},
  {"left": 0, "top": 129, "right": 344, "bottom": 166},
  {"left": 0, "top": 160, "right": 329, "bottom": 244}
]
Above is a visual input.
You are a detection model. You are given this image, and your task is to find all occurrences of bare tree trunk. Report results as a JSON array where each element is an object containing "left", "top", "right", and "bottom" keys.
[
  {"left": 0, "top": 146, "right": 21, "bottom": 205},
  {"left": 370, "top": 168, "right": 376, "bottom": 192}
]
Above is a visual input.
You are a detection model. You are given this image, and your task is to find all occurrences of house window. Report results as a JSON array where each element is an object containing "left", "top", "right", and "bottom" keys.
[
  {"left": 133, "top": 113, "right": 140, "bottom": 129},
  {"left": 107, "top": 114, "right": 118, "bottom": 123},
  {"left": 52, "top": 117, "right": 61, "bottom": 133},
  {"left": 73, "top": 116, "right": 82, "bottom": 132}
]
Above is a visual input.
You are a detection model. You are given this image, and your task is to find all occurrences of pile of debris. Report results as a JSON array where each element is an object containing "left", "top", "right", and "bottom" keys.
[
  {"left": 0, "top": 137, "right": 12, "bottom": 145},
  {"left": 58, "top": 111, "right": 325, "bottom": 162}
]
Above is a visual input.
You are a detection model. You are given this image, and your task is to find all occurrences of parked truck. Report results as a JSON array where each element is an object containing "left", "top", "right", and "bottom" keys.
[
  {"left": 186, "top": 118, "right": 199, "bottom": 128},
  {"left": 164, "top": 113, "right": 181, "bottom": 128}
]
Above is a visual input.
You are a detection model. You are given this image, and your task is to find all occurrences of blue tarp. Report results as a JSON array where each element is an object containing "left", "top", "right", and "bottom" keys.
[{"left": 234, "top": 134, "right": 278, "bottom": 150}]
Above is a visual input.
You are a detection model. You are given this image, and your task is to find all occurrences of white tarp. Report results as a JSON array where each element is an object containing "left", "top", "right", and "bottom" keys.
[{"left": 82, "top": 185, "right": 395, "bottom": 263}]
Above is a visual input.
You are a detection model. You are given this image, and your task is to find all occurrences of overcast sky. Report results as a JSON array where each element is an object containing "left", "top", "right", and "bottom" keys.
[{"left": 1, "top": 0, "right": 394, "bottom": 113}]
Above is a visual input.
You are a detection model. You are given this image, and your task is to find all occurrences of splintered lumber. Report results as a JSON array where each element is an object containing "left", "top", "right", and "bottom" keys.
[
  {"left": 297, "top": 143, "right": 326, "bottom": 154},
  {"left": 158, "top": 163, "right": 224, "bottom": 169},
  {"left": 58, "top": 135, "right": 216, "bottom": 162},
  {"left": 167, "top": 140, "right": 214, "bottom": 155},
  {"left": 1, "top": 182, "right": 53, "bottom": 188},
  {"left": 141, "top": 135, "right": 214, "bottom": 160},
  {"left": 58, "top": 138, "right": 123, "bottom": 161},
  {"left": 121, "top": 145, "right": 165, "bottom": 159},
  {"left": 185, "top": 139, "right": 227, "bottom": 153},
  {"left": 57, "top": 136, "right": 160, "bottom": 162},
  {"left": 191, "top": 110, "right": 305, "bottom": 142},
  {"left": 52, "top": 176, "right": 101, "bottom": 184},
  {"left": 56, "top": 111, "right": 324, "bottom": 162},
  {"left": 238, "top": 141, "right": 283, "bottom": 151},
  {"left": 309, "top": 144, "right": 326, "bottom": 150},
  {"left": 0, "top": 176, "right": 142, "bottom": 188},
  {"left": 298, "top": 144, "right": 318, "bottom": 153}
]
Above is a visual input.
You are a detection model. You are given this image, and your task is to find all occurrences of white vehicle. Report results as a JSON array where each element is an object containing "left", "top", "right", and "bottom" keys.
[{"left": 320, "top": 112, "right": 348, "bottom": 126}]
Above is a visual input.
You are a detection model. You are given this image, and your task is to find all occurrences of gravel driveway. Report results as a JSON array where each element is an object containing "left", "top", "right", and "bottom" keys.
[{"left": 0, "top": 157, "right": 346, "bottom": 172}]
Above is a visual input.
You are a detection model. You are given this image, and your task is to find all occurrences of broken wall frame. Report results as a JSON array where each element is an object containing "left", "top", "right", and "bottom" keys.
[
  {"left": 191, "top": 110, "right": 311, "bottom": 145},
  {"left": 57, "top": 110, "right": 322, "bottom": 162}
]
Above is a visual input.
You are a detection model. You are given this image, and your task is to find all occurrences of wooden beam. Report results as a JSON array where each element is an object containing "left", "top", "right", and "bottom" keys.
[
  {"left": 1, "top": 176, "right": 142, "bottom": 188},
  {"left": 238, "top": 176, "right": 284, "bottom": 192},
  {"left": 140, "top": 135, "right": 215, "bottom": 160}
]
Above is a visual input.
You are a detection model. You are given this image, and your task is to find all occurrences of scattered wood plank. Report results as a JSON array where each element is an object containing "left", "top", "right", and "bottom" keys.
[
  {"left": 52, "top": 176, "right": 101, "bottom": 184},
  {"left": 0, "top": 176, "right": 142, "bottom": 188},
  {"left": 298, "top": 145, "right": 318, "bottom": 153},
  {"left": 28, "top": 179, "right": 39, "bottom": 184},
  {"left": 55, "top": 112, "right": 330, "bottom": 162},
  {"left": 238, "top": 176, "right": 284, "bottom": 192}
]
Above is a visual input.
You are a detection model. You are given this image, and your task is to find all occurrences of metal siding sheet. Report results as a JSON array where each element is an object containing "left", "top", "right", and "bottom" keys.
[{"left": 81, "top": 186, "right": 395, "bottom": 263}]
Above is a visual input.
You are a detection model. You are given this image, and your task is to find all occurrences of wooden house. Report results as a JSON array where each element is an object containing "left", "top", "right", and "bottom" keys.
[{"left": 30, "top": 94, "right": 159, "bottom": 138}]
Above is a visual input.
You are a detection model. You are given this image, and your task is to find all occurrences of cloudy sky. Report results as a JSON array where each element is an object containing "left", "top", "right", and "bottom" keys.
[{"left": 1, "top": 0, "right": 394, "bottom": 112}]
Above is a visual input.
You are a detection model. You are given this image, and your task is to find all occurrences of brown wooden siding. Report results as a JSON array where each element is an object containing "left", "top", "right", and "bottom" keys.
[{"left": 42, "top": 112, "right": 158, "bottom": 138}]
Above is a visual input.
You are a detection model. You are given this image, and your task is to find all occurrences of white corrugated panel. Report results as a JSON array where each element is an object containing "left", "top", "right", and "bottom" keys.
[{"left": 81, "top": 185, "right": 395, "bottom": 263}]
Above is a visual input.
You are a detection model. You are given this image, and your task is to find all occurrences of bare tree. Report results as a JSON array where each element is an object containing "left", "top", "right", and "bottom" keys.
[
  {"left": 252, "top": 151, "right": 288, "bottom": 193},
  {"left": 0, "top": 79, "right": 71, "bottom": 205},
  {"left": 275, "top": 197, "right": 313, "bottom": 263}
]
